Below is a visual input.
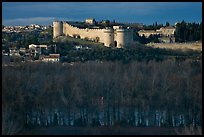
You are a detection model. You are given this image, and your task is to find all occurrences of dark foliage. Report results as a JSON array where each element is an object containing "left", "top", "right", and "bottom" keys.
[
  {"left": 59, "top": 43, "right": 201, "bottom": 63},
  {"left": 175, "top": 21, "right": 202, "bottom": 42},
  {"left": 2, "top": 59, "right": 202, "bottom": 134}
]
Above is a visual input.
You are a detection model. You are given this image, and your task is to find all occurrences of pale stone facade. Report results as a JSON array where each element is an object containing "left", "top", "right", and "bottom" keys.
[
  {"left": 53, "top": 21, "right": 133, "bottom": 48},
  {"left": 29, "top": 44, "right": 47, "bottom": 49},
  {"left": 138, "top": 30, "right": 160, "bottom": 38},
  {"left": 85, "top": 18, "right": 95, "bottom": 25},
  {"left": 156, "top": 26, "right": 176, "bottom": 37},
  {"left": 28, "top": 44, "right": 48, "bottom": 56},
  {"left": 138, "top": 26, "right": 176, "bottom": 38}
]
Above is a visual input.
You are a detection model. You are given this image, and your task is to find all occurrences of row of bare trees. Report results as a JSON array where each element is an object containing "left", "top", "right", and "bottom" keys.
[{"left": 2, "top": 59, "right": 202, "bottom": 134}]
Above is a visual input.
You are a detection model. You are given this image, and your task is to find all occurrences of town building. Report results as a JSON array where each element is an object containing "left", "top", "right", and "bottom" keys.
[
  {"left": 138, "top": 30, "right": 160, "bottom": 38},
  {"left": 41, "top": 54, "right": 60, "bottom": 62},
  {"left": 138, "top": 26, "right": 176, "bottom": 38},
  {"left": 29, "top": 44, "right": 48, "bottom": 56},
  {"left": 85, "top": 18, "right": 96, "bottom": 25},
  {"left": 156, "top": 26, "right": 176, "bottom": 37}
]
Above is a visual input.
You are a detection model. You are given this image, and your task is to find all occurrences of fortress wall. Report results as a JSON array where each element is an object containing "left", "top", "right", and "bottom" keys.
[
  {"left": 63, "top": 22, "right": 108, "bottom": 44},
  {"left": 56, "top": 22, "right": 133, "bottom": 48}
]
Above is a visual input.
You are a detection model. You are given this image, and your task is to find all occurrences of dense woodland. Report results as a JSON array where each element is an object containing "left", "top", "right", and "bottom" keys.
[
  {"left": 175, "top": 21, "right": 202, "bottom": 42},
  {"left": 2, "top": 59, "right": 202, "bottom": 134}
]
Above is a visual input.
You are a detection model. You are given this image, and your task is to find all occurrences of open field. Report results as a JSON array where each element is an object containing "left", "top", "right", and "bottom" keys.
[
  {"left": 146, "top": 42, "right": 202, "bottom": 51},
  {"left": 19, "top": 126, "right": 202, "bottom": 135}
]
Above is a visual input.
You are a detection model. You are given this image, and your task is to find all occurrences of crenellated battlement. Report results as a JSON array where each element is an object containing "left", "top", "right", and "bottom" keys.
[{"left": 63, "top": 22, "right": 104, "bottom": 32}]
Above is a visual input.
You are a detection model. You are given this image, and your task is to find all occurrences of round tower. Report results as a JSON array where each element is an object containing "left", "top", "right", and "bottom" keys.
[
  {"left": 103, "top": 28, "right": 114, "bottom": 47},
  {"left": 53, "top": 21, "right": 63, "bottom": 38},
  {"left": 115, "top": 28, "right": 126, "bottom": 48}
]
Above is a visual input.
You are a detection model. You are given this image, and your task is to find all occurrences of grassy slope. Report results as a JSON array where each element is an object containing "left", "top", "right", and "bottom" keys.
[{"left": 54, "top": 36, "right": 105, "bottom": 49}]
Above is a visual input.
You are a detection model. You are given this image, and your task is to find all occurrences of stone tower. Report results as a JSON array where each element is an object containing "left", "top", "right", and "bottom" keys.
[
  {"left": 116, "top": 29, "right": 125, "bottom": 48},
  {"left": 53, "top": 21, "right": 63, "bottom": 38},
  {"left": 114, "top": 26, "right": 133, "bottom": 48},
  {"left": 103, "top": 27, "right": 114, "bottom": 47}
]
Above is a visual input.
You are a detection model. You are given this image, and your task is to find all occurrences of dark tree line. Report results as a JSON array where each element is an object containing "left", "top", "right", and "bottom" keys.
[
  {"left": 143, "top": 22, "right": 164, "bottom": 30},
  {"left": 175, "top": 21, "right": 202, "bottom": 42},
  {"left": 2, "top": 59, "right": 202, "bottom": 134},
  {"left": 60, "top": 43, "right": 201, "bottom": 63},
  {"left": 134, "top": 33, "right": 160, "bottom": 44}
]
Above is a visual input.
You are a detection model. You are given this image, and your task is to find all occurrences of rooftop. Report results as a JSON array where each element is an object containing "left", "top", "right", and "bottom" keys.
[{"left": 161, "top": 26, "right": 176, "bottom": 29}]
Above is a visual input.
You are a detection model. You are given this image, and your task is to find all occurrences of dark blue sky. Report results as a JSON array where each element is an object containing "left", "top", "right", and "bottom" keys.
[{"left": 2, "top": 2, "right": 202, "bottom": 26}]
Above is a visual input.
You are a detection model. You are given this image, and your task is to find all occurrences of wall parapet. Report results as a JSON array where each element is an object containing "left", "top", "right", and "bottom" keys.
[{"left": 63, "top": 22, "right": 104, "bottom": 31}]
